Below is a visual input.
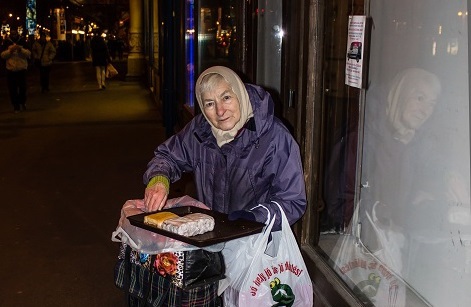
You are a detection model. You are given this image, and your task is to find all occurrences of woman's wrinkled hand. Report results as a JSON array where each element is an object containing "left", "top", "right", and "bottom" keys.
[{"left": 144, "top": 183, "right": 168, "bottom": 212}]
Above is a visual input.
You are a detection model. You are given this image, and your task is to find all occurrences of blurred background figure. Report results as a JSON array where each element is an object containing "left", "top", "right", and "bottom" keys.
[
  {"left": 0, "top": 29, "right": 31, "bottom": 113},
  {"left": 90, "top": 31, "right": 111, "bottom": 90},
  {"left": 32, "top": 33, "right": 56, "bottom": 93},
  {"left": 107, "top": 36, "right": 117, "bottom": 60}
]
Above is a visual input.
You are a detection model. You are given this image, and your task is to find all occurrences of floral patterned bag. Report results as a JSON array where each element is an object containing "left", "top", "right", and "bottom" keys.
[{"left": 114, "top": 243, "right": 225, "bottom": 306}]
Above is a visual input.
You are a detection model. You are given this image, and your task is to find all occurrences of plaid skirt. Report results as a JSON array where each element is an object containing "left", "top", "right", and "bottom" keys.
[{"left": 114, "top": 244, "right": 222, "bottom": 307}]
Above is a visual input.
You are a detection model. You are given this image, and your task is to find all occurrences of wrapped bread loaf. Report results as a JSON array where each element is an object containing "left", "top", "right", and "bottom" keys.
[{"left": 144, "top": 211, "right": 215, "bottom": 237}]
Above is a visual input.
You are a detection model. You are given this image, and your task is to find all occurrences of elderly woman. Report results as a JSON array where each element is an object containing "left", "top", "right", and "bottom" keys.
[
  {"left": 144, "top": 65, "right": 307, "bottom": 230},
  {"left": 136, "top": 66, "right": 307, "bottom": 306}
]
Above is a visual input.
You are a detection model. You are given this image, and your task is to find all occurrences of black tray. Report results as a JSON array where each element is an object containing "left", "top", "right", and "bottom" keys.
[{"left": 127, "top": 206, "right": 265, "bottom": 247}]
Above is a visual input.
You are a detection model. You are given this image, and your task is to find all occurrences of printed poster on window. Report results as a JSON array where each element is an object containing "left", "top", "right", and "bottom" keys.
[{"left": 345, "top": 15, "right": 366, "bottom": 88}]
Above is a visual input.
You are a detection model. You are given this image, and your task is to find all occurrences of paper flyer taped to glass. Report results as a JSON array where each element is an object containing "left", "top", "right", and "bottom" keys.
[{"left": 345, "top": 15, "right": 366, "bottom": 88}]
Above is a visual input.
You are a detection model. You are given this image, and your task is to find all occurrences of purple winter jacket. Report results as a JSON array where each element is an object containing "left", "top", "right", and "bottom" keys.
[{"left": 144, "top": 84, "right": 307, "bottom": 229}]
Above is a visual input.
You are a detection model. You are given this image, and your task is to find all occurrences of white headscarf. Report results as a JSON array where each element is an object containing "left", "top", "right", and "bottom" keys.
[{"left": 195, "top": 66, "right": 254, "bottom": 147}]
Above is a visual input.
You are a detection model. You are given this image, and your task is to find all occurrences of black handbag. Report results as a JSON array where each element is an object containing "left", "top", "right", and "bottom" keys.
[
  {"left": 114, "top": 243, "right": 225, "bottom": 306},
  {"left": 176, "top": 248, "right": 226, "bottom": 289}
]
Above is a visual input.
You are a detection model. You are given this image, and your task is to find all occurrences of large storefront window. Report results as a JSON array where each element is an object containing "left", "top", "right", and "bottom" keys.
[
  {"left": 320, "top": 1, "right": 471, "bottom": 306},
  {"left": 317, "top": 0, "right": 362, "bottom": 266},
  {"left": 186, "top": 0, "right": 196, "bottom": 108},
  {"left": 193, "top": 0, "right": 282, "bottom": 106},
  {"left": 255, "top": 0, "right": 282, "bottom": 94},
  {"left": 197, "top": 0, "right": 236, "bottom": 73},
  {"left": 185, "top": 0, "right": 236, "bottom": 110}
]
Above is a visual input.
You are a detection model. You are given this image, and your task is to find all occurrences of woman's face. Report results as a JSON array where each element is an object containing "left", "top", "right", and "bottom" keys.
[
  {"left": 401, "top": 81, "right": 438, "bottom": 130},
  {"left": 201, "top": 80, "right": 241, "bottom": 131}
]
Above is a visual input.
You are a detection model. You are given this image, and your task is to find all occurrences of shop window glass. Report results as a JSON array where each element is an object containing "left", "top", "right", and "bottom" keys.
[
  {"left": 197, "top": 0, "right": 237, "bottom": 73},
  {"left": 319, "top": 0, "right": 471, "bottom": 306},
  {"left": 318, "top": 0, "right": 362, "bottom": 251},
  {"left": 255, "top": 0, "right": 282, "bottom": 94},
  {"left": 186, "top": 0, "right": 196, "bottom": 108}
]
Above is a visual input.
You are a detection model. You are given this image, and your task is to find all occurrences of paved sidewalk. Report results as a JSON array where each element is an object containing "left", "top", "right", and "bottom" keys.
[{"left": 0, "top": 61, "right": 170, "bottom": 306}]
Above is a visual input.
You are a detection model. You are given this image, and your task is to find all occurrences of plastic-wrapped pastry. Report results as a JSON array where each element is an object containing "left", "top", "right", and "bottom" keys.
[
  {"left": 184, "top": 213, "right": 215, "bottom": 234},
  {"left": 162, "top": 216, "right": 199, "bottom": 236},
  {"left": 144, "top": 211, "right": 215, "bottom": 237}
]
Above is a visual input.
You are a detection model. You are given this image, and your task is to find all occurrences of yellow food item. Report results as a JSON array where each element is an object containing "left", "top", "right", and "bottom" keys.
[{"left": 144, "top": 211, "right": 180, "bottom": 228}]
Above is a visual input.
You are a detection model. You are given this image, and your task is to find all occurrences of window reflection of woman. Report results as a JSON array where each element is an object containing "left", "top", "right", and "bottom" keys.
[
  {"left": 371, "top": 68, "right": 442, "bottom": 221},
  {"left": 386, "top": 68, "right": 441, "bottom": 144},
  {"left": 364, "top": 68, "right": 442, "bottom": 216},
  {"left": 359, "top": 68, "right": 442, "bottom": 276}
]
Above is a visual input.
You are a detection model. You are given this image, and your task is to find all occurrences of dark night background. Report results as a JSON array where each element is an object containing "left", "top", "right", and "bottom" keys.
[{"left": 1, "top": 0, "right": 129, "bottom": 33}]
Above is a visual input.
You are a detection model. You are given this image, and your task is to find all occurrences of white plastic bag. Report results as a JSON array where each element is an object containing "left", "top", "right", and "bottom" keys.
[
  {"left": 219, "top": 232, "right": 261, "bottom": 296},
  {"left": 222, "top": 202, "right": 314, "bottom": 307},
  {"left": 106, "top": 63, "right": 118, "bottom": 78},
  {"left": 219, "top": 204, "right": 272, "bottom": 296},
  {"left": 332, "top": 202, "right": 406, "bottom": 306}
]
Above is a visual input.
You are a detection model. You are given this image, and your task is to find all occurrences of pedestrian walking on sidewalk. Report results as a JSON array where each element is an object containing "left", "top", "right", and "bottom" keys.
[
  {"left": 90, "top": 31, "right": 111, "bottom": 90},
  {"left": 32, "top": 33, "right": 56, "bottom": 93},
  {"left": 1, "top": 29, "right": 31, "bottom": 113}
]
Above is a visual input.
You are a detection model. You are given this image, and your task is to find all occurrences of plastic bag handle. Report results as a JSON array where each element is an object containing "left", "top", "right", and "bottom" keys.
[
  {"left": 272, "top": 201, "right": 289, "bottom": 229},
  {"left": 249, "top": 201, "right": 291, "bottom": 258},
  {"left": 251, "top": 209, "right": 277, "bottom": 256},
  {"left": 249, "top": 203, "right": 271, "bottom": 225},
  {"left": 272, "top": 201, "right": 299, "bottom": 250},
  {"left": 362, "top": 201, "right": 390, "bottom": 249},
  {"left": 246, "top": 202, "right": 297, "bottom": 264}
]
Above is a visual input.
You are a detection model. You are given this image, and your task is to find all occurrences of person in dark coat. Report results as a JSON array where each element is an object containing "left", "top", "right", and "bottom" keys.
[
  {"left": 143, "top": 66, "right": 307, "bottom": 230},
  {"left": 32, "top": 33, "right": 56, "bottom": 92},
  {"left": 90, "top": 32, "right": 110, "bottom": 90}
]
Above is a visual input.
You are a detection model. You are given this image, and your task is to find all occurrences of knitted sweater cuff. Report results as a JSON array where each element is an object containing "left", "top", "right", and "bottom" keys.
[{"left": 147, "top": 175, "right": 170, "bottom": 192}]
